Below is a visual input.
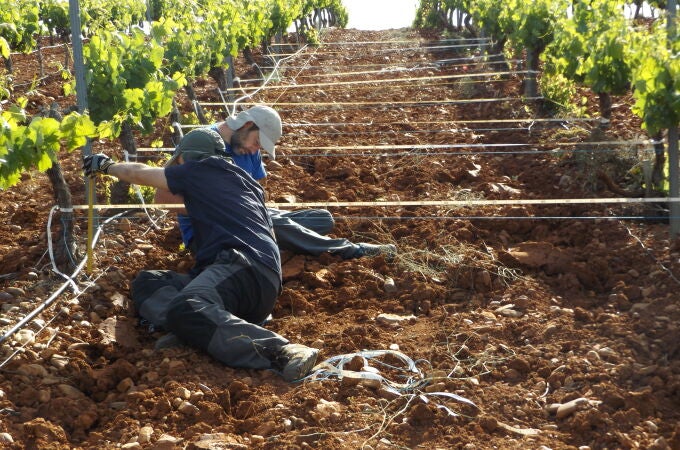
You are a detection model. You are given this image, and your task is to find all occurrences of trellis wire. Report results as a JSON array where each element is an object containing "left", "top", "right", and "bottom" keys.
[
  {"left": 134, "top": 139, "right": 656, "bottom": 159},
  {"left": 220, "top": 69, "right": 535, "bottom": 92},
  {"left": 256, "top": 52, "right": 511, "bottom": 72},
  {"left": 8, "top": 42, "right": 70, "bottom": 56},
  {"left": 284, "top": 117, "right": 601, "bottom": 126},
  {"left": 270, "top": 147, "right": 648, "bottom": 158},
  {"left": 65, "top": 197, "right": 677, "bottom": 212},
  {"left": 201, "top": 97, "right": 544, "bottom": 111},
  {"left": 266, "top": 60, "right": 524, "bottom": 82},
  {"left": 174, "top": 117, "right": 600, "bottom": 130},
  {"left": 296, "top": 36, "right": 490, "bottom": 46},
  {"left": 277, "top": 126, "right": 535, "bottom": 137},
  {"left": 225, "top": 77, "right": 518, "bottom": 96},
  {"left": 277, "top": 139, "right": 654, "bottom": 151},
  {"left": 223, "top": 43, "right": 310, "bottom": 116},
  {"left": 269, "top": 41, "right": 492, "bottom": 57}
]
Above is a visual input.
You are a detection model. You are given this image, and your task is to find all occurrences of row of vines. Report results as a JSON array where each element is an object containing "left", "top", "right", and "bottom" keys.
[
  {"left": 0, "top": 0, "right": 348, "bottom": 189},
  {"left": 0, "top": 0, "right": 347, "bottom": 270},
  {"left": 414, "top": 0, "right": 679, "bottom": 191}
]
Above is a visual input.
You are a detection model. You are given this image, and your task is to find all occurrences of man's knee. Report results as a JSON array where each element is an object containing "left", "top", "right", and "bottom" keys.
[
  {"left": 165, "top": 294, "right": 214, "bottom": 350},
  {"left": 308, "top": 209, "right": 335, "bottom": 235},
  {"left": 131, "top": 270, "right": 187, "bottom": 309}
]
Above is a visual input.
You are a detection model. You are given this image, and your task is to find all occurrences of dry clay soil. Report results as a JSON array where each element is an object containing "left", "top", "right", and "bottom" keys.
[{"left": 1, "top": 28, "right": 680, "bottom": 450}]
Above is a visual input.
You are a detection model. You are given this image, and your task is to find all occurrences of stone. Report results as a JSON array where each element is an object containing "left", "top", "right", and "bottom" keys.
[
  {"left": 15, "top": 329, "right": 35, "bottom": 345},
  {"left": 253, "top": 421, "right": 276, "bottom": 436},
  {"left": 117, "top": 377, "right": 134, "bottom": 393},
  {"left": 178, "top": 401, "right": 199, "bottom": 415},
  {"left": 377, "top": 387, "right": 400, "bottom": 400},
  {"left": 117, "top": 219, "right": 133, "bottom": 232},
  {"left": 57, "top": 384, "right": 85, "bottom": 399},
  {"left": 17, "top": 364, "right": 49, "bottom": 378},
  {"left": 282, "top": 255, "right": 306, "bottom": 280},
  {"left": 376, "top": 313, "right": 416, "bottom": 326},
  {"left": 156, "top": 434, "right": 180, "bottom": 444},
  {"left": 138, "top": 426, "right": 154, "bottom": 444},
  {"left": 495, "top": 304, "right": 523, "bottom": 318},
  {"left": 5, "top": 287, "right": 25, "bottom": 297},
  {"left": 358, "top": 378, "right": 381, "bottom": 389},
  {"left": 555, "top": 398, "right": 590, "bottom": 419},
  {"left": 383, "top": 277, "right": 398, "bottom": 293},
  {"left": 50, "top": 354, "right": 70, "bottom": 369}
]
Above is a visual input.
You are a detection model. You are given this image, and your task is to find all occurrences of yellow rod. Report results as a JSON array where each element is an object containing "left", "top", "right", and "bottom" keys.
[{"left": 86, "top": 177, "right": 94, "bottom": 274}]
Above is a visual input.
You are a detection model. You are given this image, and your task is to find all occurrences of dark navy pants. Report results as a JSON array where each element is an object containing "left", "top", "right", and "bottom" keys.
[
  {"left": 269, "top": 208, "right": 360, "bottom": 258},
  {"left": 131, "top": 249, "right": 286, "bottom": 369}
]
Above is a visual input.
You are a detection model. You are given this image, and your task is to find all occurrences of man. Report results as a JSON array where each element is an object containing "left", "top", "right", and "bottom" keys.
[
  {"left": 155, "top": 105, "right": 396, "bottom": 259},
  {"left": 83, "top": 128, "right": 318, "bottom": 382}
]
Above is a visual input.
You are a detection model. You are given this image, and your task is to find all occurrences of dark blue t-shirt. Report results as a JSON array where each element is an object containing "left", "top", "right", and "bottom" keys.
[
  {"left": 177, "top": 127, "right": 267, "bottom": 246},
  {"left": 165, "top": 157, "right": 280, "bottom": 276}
]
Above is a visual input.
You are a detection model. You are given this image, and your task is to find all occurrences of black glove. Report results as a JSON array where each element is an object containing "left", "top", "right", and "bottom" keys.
[{"left": 83, "top": 154, "right": 116, "bottom": 177}]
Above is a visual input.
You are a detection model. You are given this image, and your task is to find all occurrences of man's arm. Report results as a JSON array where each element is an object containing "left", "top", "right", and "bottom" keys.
[
  {"left": 154, "top": 187, "right": 187, "bottom": 214},
  {"left": 108, "top": 163, "right": 169, "bottom": 191}
]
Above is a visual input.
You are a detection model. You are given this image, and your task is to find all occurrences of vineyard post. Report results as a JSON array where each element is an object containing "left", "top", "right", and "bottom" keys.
[
  {"left": 69, "top": 0, "right": 97, "bottom": 263},
  {"left": 226, "top": 55, "right": 235, "bottom": 104},
  {"left": 145, "top": 0, "right": 153, "bottom": 22},
  {"left": 668, "top": 0, "right": 679, "bottom": 236}
]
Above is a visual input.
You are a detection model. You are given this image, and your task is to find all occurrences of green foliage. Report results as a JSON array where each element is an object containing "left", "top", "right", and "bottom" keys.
[
  {"left": 267, "top": 0, "right": 304, "bottom": 39},
  {"left": 502, "top": 0, "right": 566, "bottom": 54},
  {"left": 0, "top": 67, "right": 10, "bottom": 100},
  {"left": 151, "top": 17, "right": 212, "bottom": 79},
  {"left": 0, "top": 0, "right": 40, "bottom": 54},
  {"left": 98, "top": 175, "right": 113, "bottom": 203},
  {"left": 0, "top": 0, "right": 346, "bottom": 196},
  {"left": 330, "top": 0, "right": 348, "bottom": 28},
  {"left": 75, "top": 28, "right": 186, "bottom": 137},
  {"left": 414, "top": 0, "right": 470, "bottom": 29},
  {"left": 413, "top": 0, "right": 438, "bottom": 28},
  {"left": 0, "top": 100, "right": 97, "bottom": 189},
  {"left": 468, "top": 0, "right": 509, "bottom": 40},
  {"left": 539, "top": 73, "right": 588, "bottom": 116},
  {"left": 0, "top": 36, "right": 9, "bottom": 58},
  {"left": 544, "top": 0, "right": 633, "bottom": 96},
  {"left": 630, "top": 21, "right": 680, "bottom": 135},
  {"left": 39, "top": 0, "right": 70, "bottom": 38},
  {"left": 129, "top": 183, "right": 156, "bottom": 204},
  {"left": 80, "top": 0, "right": 146, "bottom": 35},
  {"left": 302, "top": 27, "right": 320, "bottom": 45}
]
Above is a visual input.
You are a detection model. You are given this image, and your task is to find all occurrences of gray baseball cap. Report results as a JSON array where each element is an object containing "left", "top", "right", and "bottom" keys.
[
  {"left": 165, "top": 128, "right": 226, "bottom": 167},
  {"left": 226, "top": 105, "right": 282, "bottom": 159}
]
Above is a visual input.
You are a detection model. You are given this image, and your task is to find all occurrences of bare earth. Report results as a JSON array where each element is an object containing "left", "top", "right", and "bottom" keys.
[{"left": 1, "top": 28, "right": 679, "bottom": 450}]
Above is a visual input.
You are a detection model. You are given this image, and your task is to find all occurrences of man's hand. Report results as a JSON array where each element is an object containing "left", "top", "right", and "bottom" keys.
[{"left": 83, "top": 154, "right": 116, "bottom": 177}]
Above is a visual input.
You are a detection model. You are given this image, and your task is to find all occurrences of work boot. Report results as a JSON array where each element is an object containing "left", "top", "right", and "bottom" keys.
[
  {"left": 355, "top": 243, "right": 397, "bottom": 259},
  {"left": 276, "top": 344, "right": 319, "bottom": 382}
]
